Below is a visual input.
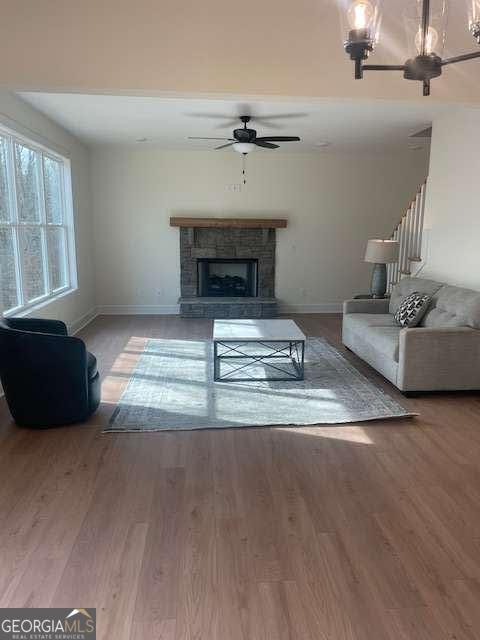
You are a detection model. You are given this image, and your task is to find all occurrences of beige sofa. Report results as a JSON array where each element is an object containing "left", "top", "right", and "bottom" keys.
[{"left": 342, "top": 277, "right": 480, "bottom": 392}]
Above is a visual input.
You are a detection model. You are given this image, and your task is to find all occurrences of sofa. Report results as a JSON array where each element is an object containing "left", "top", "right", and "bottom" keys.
[
  {"left": 0, "top": 317, "right": 101, "bottom": 427},
  {"left": 342, "top": 277, "right": 480, "bottom": 392}
]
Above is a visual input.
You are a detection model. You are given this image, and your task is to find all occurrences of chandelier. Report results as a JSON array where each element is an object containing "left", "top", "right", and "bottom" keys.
[{"left": 341, "top": 0, "right": 480, "bottom": 95}]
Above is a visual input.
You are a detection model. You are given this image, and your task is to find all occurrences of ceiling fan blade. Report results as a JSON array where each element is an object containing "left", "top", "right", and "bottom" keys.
[
  {"left": 250, "top": 113, "right": 308, "bottom": 129},
  {"left": 186, "top": 114, "right": 243, "bottom": 129},
  {"left": 254, "top": 140, "right": 279, "bottom": 149},
  {"left": 187, "top": 113, "right": 238, "bottom": 120},
  {"left": 256, "top": 136, "right": 301, "bottom": 142},
  {"left": 254, "top": 113, "right": 308, "bottom": 121},
  {"left": 186, "top": 111, "right": 308, "bottom": 130},
  {"left": 188, "top": 136, "right": 233, "bottom": 140},
  {"left": 215, "top": 142, "right": 235, "bottom": 150}
]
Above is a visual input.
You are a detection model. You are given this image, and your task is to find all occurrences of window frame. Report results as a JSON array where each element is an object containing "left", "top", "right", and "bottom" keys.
[{"left": 0, "top": 124, "right": 78, "bottom": 317}]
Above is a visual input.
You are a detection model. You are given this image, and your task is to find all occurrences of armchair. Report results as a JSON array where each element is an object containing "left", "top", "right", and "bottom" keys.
[{"left": 0, "top": 317, "right": 100, "bottom": 427}]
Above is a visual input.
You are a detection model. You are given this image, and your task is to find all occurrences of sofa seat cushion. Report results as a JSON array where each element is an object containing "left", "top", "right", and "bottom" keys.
[
  {"left": 87, "top": 352, "right": 98, "bottom": 380},
  {"left": 343, "top": 314, "right": 401, "bottom": 362},
  {"left": 344, "top": 313, "right": 398, "bottom": 330},
  {"left": 421, "top": 285, "right": 480, "bottom": 329},
  {"left": 361, "top": 326, "right": 401, "bottom": 362}
]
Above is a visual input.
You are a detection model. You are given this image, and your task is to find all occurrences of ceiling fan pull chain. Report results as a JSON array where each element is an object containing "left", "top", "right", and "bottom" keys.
[{"left": 242, "top": 153, "right": 247, "bottom": 184}]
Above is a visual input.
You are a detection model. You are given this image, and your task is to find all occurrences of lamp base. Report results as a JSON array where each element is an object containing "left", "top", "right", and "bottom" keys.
[{"left": 370, "top": 263, "right": 387, "bottom": 298}]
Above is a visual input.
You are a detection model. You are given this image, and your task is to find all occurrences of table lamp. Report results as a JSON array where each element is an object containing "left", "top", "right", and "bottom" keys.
[{"left": 364, "top": 239, "right": 399, "bottom": 298}]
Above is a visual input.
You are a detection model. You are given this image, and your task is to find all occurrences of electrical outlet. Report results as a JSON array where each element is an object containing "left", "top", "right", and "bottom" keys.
[{"left": 225, "top": 183, "right": 242, "bottom": 192}]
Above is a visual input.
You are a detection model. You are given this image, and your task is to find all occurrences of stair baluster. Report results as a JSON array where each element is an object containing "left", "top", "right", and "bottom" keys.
[{"left": 385, "top": 178, "right": 427, "bottom": 294}]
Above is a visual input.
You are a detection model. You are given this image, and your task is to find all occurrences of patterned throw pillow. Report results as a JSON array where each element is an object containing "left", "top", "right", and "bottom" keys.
[{"left": 394, "top": 291, "right": 432, "bottom": 328}]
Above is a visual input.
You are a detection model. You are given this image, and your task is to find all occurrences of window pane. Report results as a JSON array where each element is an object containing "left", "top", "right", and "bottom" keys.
[
  {"left": 0, "top": 227, "right": 19, "bottom": 311},
  {"left": 15, "top": 143, "right": 41, "bottom": 223},
  {"left": 0, "top": 137, "right": 11, "bottom": 223},
  {"left": 19, "top": 227, "right": 47, "bottom": 302},
  {"left": 43, "top": 156, "right": 63, "bottom": 224},
  {"left": 47, "top": 227, "right": 68, "bottom": 290}
]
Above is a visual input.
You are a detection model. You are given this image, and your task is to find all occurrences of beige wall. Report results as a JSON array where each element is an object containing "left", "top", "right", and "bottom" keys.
[
  {"left": 422, "top": 108, "right": 480, "bottom": 291},
  {"left": 0, "top": 92, "right": 96, "bottom": 331},
  {"left": 91, "top": 147, "right": 428, "bottom": 312},
  {"left": 1, "top": 0, "right": 479, "bottom": 103}
]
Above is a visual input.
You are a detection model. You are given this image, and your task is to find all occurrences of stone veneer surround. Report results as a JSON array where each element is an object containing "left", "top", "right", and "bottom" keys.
[{"left": 178, "top": 226, "right": 278, "bottom": 318}]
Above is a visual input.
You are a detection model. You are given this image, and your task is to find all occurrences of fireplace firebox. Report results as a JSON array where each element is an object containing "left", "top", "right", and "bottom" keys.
[{"left": 197, "top": 258, "right": 258, "bottom": 298}]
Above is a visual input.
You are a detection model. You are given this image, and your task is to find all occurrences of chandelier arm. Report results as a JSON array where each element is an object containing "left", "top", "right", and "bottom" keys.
[
  {"left": 362, "top": 64, "right": 406, "bottom": 71},
  {"left": 441, "top": 51, "right": 480, "bottom": 66}
]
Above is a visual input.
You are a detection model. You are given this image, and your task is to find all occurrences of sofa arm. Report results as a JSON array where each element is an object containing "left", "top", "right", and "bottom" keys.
[
  {"left": 398, "top": 326, "right": 480, "bottom": 391},
  {"left": 343, "top": 299, "right": 390, "bottom": 314},
  {"left": 5, "top": 317, "right": 68, "bottom": 336}
]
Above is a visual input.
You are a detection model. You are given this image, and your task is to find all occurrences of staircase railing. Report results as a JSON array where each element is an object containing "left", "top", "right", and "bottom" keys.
[{"left": 386, "top": 178, "right": 427, "bottom": 294}]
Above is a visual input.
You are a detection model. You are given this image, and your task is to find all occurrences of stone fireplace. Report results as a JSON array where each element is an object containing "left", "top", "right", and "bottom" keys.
[{"left": 170, "top": 217, "right": 287, "bottom": 318}]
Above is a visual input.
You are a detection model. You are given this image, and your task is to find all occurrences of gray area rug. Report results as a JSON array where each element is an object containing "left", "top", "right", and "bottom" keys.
[{"left": 106, "top": 337, "right": 414, "bottom": 432}]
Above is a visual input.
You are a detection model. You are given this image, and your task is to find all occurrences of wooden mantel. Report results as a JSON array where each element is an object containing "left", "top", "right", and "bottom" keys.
[{"left": 170, "top": 217, "right": 287, "bottom": 229}]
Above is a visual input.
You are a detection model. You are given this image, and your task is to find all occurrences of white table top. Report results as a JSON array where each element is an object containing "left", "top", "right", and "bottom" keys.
[{"left": 213, "top": 319, "right": 306, "bottom": 342}]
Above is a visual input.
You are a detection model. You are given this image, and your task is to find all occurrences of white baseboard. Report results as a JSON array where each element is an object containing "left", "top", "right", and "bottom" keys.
[
  {"left": 96, "top": 303, "right": 341, "bottom": 316},
  {"left": 96, "top": 304, "right": 180, "bottom": 316},
  {"left": 69, "top": 307, "right": 99, "bottom": 335},
  {"left": 278, "top": 303, "right": 343, "bottom": 314}
]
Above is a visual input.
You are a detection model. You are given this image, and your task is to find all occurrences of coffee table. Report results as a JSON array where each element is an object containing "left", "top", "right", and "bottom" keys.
[{"left": 213, "top": 319, "right": 306, "bottom": 382}]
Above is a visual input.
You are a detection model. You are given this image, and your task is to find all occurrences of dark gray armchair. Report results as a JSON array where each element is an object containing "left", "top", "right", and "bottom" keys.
[{"left": 0, "top": 317, "right": 100, "bottom": 427}]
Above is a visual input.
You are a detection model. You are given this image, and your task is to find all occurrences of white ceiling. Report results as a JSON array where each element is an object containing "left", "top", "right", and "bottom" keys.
[{"left": 18, "top": 92, "right": 456, "bottom": 152}]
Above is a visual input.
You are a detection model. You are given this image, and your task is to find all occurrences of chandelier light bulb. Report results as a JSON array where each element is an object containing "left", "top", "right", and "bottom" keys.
[
  {"left": 415, "top": 25, "right": 438, "bottom": 54},
  {"left": 348, "top": 1, "right": 374, "bottom": 30}
]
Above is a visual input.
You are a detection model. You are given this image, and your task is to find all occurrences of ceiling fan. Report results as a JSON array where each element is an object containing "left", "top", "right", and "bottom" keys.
[{"left": 188, "top": 115, "right": 301, "bottom": 153}]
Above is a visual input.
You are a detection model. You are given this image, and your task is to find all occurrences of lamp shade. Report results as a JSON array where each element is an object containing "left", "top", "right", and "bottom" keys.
[{"left": 364, "top": 239, "right": 399, "bottom": 263}]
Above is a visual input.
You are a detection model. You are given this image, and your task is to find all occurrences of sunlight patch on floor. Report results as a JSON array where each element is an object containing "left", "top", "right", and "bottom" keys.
[{"left": 274, "top": 425, "right": 374, "bottom": 444}]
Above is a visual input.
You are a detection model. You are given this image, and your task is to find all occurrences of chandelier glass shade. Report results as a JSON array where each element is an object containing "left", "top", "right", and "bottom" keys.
[
  {"left": 404, "top": 0, "right": 447, "bottom": 58},
  {"left": 341, "top": 0, "right": 480, "bottom": 96},
  {"left": 467, "top": 0, "right": 480, "bottom": 40},
  {"left": 340, "top": 0, "right": 383, "bottom": 72}
]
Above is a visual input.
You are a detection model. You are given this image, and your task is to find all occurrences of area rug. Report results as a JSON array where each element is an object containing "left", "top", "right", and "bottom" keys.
[{"left": 106, "top": 337, "right": 415, "bottom": 432}]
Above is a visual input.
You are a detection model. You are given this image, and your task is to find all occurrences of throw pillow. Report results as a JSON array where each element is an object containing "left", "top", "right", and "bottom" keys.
[{"left": 394, "top": 291, "right": 432, "bottom": 328}]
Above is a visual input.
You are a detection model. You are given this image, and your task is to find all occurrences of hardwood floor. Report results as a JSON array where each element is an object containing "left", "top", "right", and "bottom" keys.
[{"left": 1, "top": 314, "right": 480, "bottom": 639}]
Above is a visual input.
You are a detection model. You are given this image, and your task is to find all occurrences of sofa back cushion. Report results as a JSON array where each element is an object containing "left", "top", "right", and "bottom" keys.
[
  {"left": 389, "top": 277, "right": 443, "bottom": 315},
  {"left": 421, "top": 285, "right": 480, "bottom": 329}
]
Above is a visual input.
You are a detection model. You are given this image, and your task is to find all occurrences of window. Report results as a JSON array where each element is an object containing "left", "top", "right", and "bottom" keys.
[{"left": 0, "top": 127, "right": 77, "bottom": 315}]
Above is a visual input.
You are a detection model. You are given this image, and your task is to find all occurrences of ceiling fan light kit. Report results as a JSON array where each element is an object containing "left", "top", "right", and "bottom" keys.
[
  {"left": 341, "top": 0, "right": 480, "bottom": 96},
  {"left": 233, "top": 142, "right": 257, "bottom": 153},
  {"left": 188, "top": 115, "right": 301, "bottom": 184}
]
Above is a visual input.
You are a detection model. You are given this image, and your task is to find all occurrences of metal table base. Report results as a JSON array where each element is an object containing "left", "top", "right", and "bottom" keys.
[{"left": 213, "top": 339, "right": 305, "bottom": 382}]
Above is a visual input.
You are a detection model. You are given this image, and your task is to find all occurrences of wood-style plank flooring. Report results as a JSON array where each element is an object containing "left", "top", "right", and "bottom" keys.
[{"left": 1, "top": 314, "right": 480, "bottom": 639}]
